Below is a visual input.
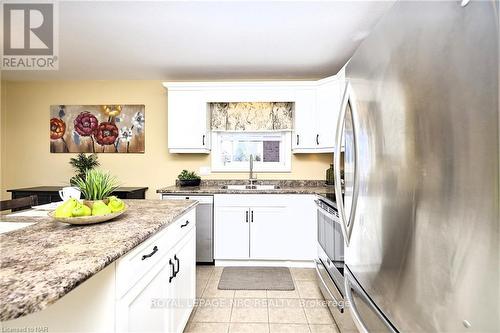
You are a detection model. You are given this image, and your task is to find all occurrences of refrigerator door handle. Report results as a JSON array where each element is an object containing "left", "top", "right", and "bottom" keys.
[
  {"left": 344, "top": 268, "right": 398, "bottom": 333},
  {"left": 335, "top": 81, "right": 360, "bottom": 245},
  {"left": 344, "top": 275, "right": 370, "bottom": 333},
  {"left": 334, "top": 83, "right": 348, "bottom": 242}
]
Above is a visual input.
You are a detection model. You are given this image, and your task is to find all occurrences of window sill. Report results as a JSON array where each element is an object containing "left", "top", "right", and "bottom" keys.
[{"left": 210, "top": 167, "right": 291, "bottom": 173}]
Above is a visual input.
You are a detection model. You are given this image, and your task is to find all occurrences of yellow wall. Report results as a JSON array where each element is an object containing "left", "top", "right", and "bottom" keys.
[
  {"left": 0, "top": 80, "right": 332, "bottom": 199},
  {"left": 1, "top": 80, "right": 6, "bottom": 200}
]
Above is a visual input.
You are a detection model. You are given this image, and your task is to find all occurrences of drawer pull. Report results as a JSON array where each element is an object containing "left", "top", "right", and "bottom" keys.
[
  {"left": 180, "top": 221, "right": 190, "bottom": 228},
  {"left": 169, "top": 259, "right": 175, "bottom": 283},
  {"left": 174, "top": 255, "right": 180, "bottom": 276},
  {"left": 141, "top": 246, "right": 158, "bottom": 260}
]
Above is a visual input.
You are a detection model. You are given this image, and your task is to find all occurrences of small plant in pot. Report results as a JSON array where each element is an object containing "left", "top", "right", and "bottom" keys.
[
  {"left": 69, "top": 153, "right": 99, "bottom": 186},
  {"left": 178, "top": 169, "right": 201, "bottom": 187},
  {"left": 73, "top": 169, "right": 121, "bottom": 215}
]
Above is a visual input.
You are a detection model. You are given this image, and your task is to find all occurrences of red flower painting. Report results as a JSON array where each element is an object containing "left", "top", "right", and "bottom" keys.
[
  {"left": 74, "top": 112, "right": 99, "bottom": 136},
  {"left": 49, "top": 105, "right": 145, "bottom": 153},
  {"left": 95, "top": 122, "right": 119, "bottom": 145},
  {"left": 50, "top": 118, "right": 69, "bottom": 152},
  {"left": 50, "top": 118, "right": 66, "bottom": 140}
]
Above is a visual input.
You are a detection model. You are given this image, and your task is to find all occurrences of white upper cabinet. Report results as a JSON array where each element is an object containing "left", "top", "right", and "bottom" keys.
[
  {"left": 164, "top": 71, "right": 346, "bottom": 154},
  {"left": 293, "top": 88, "right": 317, "bottom": 151},
  {"left": 314, "top": 77, "right": 343, "bottom": 152},
  {"left": 294, "top": 71, "right": 345, "bottom": 153},
  {"left": 166, "top": 88, "right": 210, "bottom": 153}
]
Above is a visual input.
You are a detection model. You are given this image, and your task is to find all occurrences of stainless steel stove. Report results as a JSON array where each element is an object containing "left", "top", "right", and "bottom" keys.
[{"left": 314, "top": 196, "right": 355, "bottom": 332}]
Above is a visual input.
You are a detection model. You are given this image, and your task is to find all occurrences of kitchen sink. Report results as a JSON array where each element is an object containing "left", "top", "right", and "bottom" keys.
[
  {"left": 0, "top": 222, "right": 35, "bottom": 234},
  {"left": 220, "top": 184, "right": 281, "bottom": 190}
]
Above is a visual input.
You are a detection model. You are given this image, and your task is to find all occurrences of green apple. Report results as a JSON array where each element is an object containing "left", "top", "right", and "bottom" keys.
[
  {"left": 107, "top": 197, "right": 125, "bottom": 212},
  {"left": 91, "top": 200, "right": 112, "bottom": 216},
  {"left": 54, "top": 198, "right": 78, "bottom": 218},
  {"left": 72, "top": 202, "right": 91, "bottom": 217}
]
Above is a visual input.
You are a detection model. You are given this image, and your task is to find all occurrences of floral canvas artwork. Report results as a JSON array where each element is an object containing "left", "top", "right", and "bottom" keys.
[{"left": 50, "top": 105, "right": 145, "bottom": 153}]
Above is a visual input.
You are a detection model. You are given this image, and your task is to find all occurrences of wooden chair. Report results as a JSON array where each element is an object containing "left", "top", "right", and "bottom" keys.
[{"left": 0, "top": 195, "right": 38, "bottom": 212}]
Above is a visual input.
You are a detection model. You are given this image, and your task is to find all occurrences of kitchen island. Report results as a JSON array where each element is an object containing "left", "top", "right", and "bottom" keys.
[{"left": 0, "top": 199, "right": 197, "bottom": 333}]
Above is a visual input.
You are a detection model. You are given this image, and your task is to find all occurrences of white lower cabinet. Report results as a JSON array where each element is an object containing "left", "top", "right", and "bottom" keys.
[
  {"left": 249, "top": 205, "right": 289, "bottom": 259},
  {"left": 214, "top": 205, "right": 251, "bottom": 259},
  {"left": 116, "top": 236, "right": 196, "bottom": 333},
  {"left": 168, "top": 231, "right": 196, "bottom": 333},
  {"left": 214, "top": 195, "right": 316, "bottom": 261},
  {"left": 117, "top": 209, "right": 196, "bottom": 333},
  {"left": 117, "top": 255, "right": 172, "bottom": 333}
]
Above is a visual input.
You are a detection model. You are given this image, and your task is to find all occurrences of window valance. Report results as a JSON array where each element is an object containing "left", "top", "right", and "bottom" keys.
[{"left": 210, "top": 102, "right": 293, "bottom": 131}]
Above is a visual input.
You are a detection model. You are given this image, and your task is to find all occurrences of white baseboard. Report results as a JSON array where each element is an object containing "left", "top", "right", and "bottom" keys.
[{"left": 214, "top": 259, "right": 315, "bottom": 268}]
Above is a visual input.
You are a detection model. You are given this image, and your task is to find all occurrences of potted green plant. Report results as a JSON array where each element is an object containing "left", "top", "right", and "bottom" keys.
[
  {"left": 73, "top": 169, "right": 119, "bottom": 210},
  {"left": 177, "top": 169, "right": 201, "bottom": 187},
  {"left": 69, "top": 153, "right": 99, "bottom": 186}
]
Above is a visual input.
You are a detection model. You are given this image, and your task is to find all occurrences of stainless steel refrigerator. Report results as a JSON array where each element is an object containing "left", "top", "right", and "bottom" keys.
[{"left": 333, "top": 1, "right": 499, "bottom": 332}]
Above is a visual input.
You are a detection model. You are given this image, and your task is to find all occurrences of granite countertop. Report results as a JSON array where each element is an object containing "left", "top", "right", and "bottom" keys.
[
  {"left": 157, "top": 179, "right": 336, "bottom": 196},
  {"left": 0, "top": 199, "right": 197, "bottom": 321}
]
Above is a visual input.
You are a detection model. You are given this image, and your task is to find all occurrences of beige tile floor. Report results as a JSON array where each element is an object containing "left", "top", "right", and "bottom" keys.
[{"left": 184, "top": 266, "right": 340, "bottom": 333}]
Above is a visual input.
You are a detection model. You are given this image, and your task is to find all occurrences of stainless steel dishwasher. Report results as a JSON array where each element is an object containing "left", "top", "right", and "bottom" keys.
[{"left": 161, "top": 194, "right": 213, "bottom": 263}]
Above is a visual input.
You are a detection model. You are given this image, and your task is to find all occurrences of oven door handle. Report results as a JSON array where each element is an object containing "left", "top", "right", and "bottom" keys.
[{"left": 314, "top": 259, "right": 344, "bottom": 312}]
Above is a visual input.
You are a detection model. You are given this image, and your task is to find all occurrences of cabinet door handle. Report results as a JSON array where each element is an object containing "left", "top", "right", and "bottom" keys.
[
  {"left": 296, "top": 134, "right": 300, "bottom": 145},
  {"left": 174, "top": 255, "right": 180, "bottom": 276},
  {"left": 251, "top": 210, "right": 254, "bottom": 223},
  {"left": 169, "top": 259, "right": 175, "bottom": 283},
  {"left": 202, "top": 134, "right": 205, "bottom": 146},
  {"left": 141, "top": 246, "right": 158, "bottom": 260},
  {"left": 181, "top": 220, "right": 190, "bottom": 228},
  {"left": 316, "top": 134, "right": 320, "bottom": 145},
  {"left": 246, "top": 210, "right": 249, "bottom": 223}
]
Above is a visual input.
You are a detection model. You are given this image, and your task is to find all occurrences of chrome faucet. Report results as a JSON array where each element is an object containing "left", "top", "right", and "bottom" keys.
[{"left": 249, "top": 154, "right": 257, "bottom": 184}]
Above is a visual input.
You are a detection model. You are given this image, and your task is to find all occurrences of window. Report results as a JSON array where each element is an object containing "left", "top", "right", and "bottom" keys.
[{"left": 211, "top": 131, "right": 291, "bottom": 172}]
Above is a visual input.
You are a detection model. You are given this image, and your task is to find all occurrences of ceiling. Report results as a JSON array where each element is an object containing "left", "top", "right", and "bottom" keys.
[{"left": 2, "top": 1, "right": 395, "bottom": 81}]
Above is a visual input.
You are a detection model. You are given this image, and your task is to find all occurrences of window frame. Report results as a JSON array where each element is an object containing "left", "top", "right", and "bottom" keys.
[{"left": 211, "top": 130, "right": 292, "bottom": 173}]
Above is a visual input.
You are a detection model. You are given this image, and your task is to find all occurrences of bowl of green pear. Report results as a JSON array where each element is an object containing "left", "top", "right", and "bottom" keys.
[{"left": 49, "top": 170, "right": 127, "bottom": 225}]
